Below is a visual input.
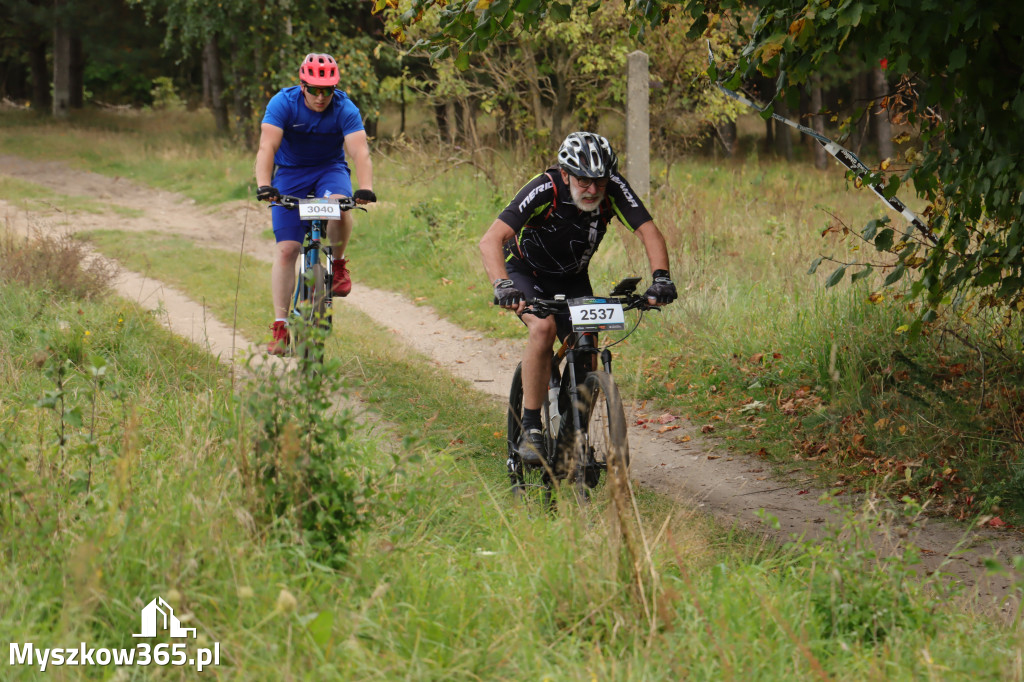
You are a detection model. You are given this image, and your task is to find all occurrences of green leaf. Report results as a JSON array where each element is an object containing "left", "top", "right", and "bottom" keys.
[
  {"left": 862, "top": 218, "right": 886, "bottom": 241},
  {"left": 948, "top": 46, "right": 967, "bottom": 71},
  {"left": 807, "top": 256, "right": 824, "bottom": 275},
  {"left": 975, "top": 265, "right": 1002, "bottom": 287},
  {"left": 825, "top": 265, "right": 847, "bottom": 288},
  {"left": 549, "top": 2, "right": 571, "bottom": 21},
  {"left": 882, "top": 174, "right": 901, "bottom": 199},
  {"left": 454, "top": 50, "right": 470, "bottom": 70},
  {"left": 687, "top": 13, "right": 709, "bottom": 38},
  {"left": 874, "top": 228, "right": 894, "bottom": 251},
  {"left": 305, "top": 610, "right": 335, "bottom": 648},
  {"left": 851, "top": 266, "right": 873, "bottom": 283},
  {"left": 65, "top": 406, "right": 84, "bottom": 428},
  {"left": 883, "top": 263, "right": 906, "bottom": 286}
]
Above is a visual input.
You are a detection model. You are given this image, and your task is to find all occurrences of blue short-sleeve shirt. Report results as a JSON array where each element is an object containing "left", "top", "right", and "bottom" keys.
[{"left": 262, "top": 86, "right": 365, "bottom": 168}]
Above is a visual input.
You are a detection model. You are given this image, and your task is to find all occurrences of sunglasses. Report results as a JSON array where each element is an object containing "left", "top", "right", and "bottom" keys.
[
  {"left": 303, "top": 84, "right": 334, "bottom": 97},
  {"left": 570, "top": 175, "right": 609, "bottom": 190}
]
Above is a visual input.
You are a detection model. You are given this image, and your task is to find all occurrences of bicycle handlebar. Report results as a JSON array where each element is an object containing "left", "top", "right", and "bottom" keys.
[
  {"left": 523, "top": 293, "right": 658, "bottom": 318},
  {"left": 274, "top": 195, "right": 365, "bottom": 212}
]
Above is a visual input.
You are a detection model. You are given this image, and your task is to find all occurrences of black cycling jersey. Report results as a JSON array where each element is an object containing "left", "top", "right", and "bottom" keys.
[{"left": 497, "top": 166, "right": 653, "bottom": 276}]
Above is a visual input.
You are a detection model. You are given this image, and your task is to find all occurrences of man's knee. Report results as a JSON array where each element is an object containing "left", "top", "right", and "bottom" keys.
[
  {"left": 526, "top": 316, "right": 557, "bottom": 344},
  {"left": 277, "top": 241, "right": 301, "bottom": 262}
]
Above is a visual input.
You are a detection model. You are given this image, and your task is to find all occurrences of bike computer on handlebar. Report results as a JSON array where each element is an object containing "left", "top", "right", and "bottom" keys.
[{"left": 609, "top": 277, "right": 642, "bottom": 297}]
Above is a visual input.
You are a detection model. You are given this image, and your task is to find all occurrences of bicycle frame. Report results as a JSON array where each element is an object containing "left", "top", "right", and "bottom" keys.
[{"left": 290, "top": 215, "right": 332, "bottom": 321}]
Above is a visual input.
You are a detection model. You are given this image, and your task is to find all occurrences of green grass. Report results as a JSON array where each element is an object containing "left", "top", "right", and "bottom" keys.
[
  {"left": 0, "top": 109, "right": 253, "bottom": 203},
  {"left": 0, "top": 176, "right": 144, "bottom": 218},
  {"left": 66, "top": 226, "right": 1024, "bottom": 680},
  {"left": 3, "top": 105, "right": 1024, "bottom": 675}
]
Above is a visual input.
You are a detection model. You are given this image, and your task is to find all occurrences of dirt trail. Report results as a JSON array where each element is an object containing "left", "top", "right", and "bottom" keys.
[{"left": 3, "top": 155, "right": 1022, "bottom": 616}]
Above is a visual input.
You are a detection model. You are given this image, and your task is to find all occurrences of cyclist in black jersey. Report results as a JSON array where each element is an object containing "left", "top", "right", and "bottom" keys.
[{"left": 480, "top": 131, "right": 677, "bottom": 465}]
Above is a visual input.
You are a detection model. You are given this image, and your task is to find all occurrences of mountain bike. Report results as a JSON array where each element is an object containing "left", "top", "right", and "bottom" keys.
[
  {"left": 276, "top": 194, "right": 362, "bottom": 360},
  {"left": 506, "top": 276, "right": 656, "bottom": 504}
]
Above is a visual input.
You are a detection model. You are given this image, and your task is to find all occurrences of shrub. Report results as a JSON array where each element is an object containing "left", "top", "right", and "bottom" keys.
[
  {"left": 239, "top": 326, "right": 374, "bottom": 567},
  {"left": 0, "top": 230, "right": 115, "bottom": 301}
]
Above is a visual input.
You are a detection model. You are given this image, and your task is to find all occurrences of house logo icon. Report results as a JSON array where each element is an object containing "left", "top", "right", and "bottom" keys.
[{"left": 133, "top": 596, "right": 197, "bottom": 639}]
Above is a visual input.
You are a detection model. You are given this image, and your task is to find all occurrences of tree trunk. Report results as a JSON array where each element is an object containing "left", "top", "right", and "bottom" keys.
[
  {"left": 203, "top": 36, "right": 230, "bottom": 134},
  {"left": 519, "top": 41, "right": 548, "bottom": 139},
  {"left": 230, "top": 49, "right": 255, "bottom": 150},
  {"left": 774, "top": 96, "right": 793, "bottom": 161},
  {"left": 849, "top": 72, "right": 869, "bottom": 155},
  {"left": 434, "top": 103, "right": 449, "bottom": 145},
  {"left": 29, "top": 39, "right": 50, "bottom": 112},
  {"left": 810, "top": 76, "right": 827, "bottom": 170},
  {"left": 715, "top": 120, "right": 736, "bottom": 157},
  {"left": 52, "top": 3, "right": 71, "bottom": 117},
  {"left": 871, "top": 66, "right": 893, "bottom": 162},
  {"left": 69, "top": 34, "right": 84, "bottom": 108},
  {"left": 400, "top": 73, "right": 406, "bottom": 135}
]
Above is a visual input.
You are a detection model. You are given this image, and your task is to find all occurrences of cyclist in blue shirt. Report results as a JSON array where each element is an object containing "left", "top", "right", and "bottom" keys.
[
  {"left": 255, "top": 53, "right": 376, "bottom": 355},
  {"left": 479, "top": 132, "right": 677, "bottom": 465}
]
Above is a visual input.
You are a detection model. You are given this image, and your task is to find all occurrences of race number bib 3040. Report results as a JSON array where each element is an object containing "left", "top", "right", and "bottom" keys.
[
  {"left": 298, "top": 198, "right": 342, "bottom": 220},
  {"left": 568, "top": 297, "right": 625, "bottom": 331}
]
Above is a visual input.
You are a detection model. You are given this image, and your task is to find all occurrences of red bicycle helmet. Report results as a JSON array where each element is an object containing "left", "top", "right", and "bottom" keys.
[{"left": 299, "top": 53, "right": 340, "bottom": 87}]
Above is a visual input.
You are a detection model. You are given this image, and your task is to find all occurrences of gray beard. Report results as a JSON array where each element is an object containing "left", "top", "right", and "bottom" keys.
[{"left": 568, "top": 183, "right": 605, "bottom": 212}]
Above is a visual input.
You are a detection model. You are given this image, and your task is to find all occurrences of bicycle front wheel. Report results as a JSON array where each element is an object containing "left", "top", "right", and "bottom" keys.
[
  {"left": 579, "top": 371, "right": 630, "bottom": 484},
  {"left": 293, "top": 263, "right": 331, "bottom": 361},
  {"left": 306, "top": 262, "right": 332, "bottom": 361}
]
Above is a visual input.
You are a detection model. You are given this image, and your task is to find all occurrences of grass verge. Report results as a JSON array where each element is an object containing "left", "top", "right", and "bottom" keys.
[{"left": 62, "top": 219, "right": 1024, "bottom": 678}]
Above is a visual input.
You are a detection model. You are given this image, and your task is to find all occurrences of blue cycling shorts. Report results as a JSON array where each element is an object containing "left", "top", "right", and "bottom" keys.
[{"left": 270, "top": 164, "right": 353, "bottom": 243}]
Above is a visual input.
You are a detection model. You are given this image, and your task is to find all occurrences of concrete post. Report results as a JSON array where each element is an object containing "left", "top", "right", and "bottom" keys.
[{"left": 625, "top": 50, "right": 650, "bottom": 200}]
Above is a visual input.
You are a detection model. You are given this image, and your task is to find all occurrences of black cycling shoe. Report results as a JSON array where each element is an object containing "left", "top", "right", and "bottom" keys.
[{"left": 518, "top": 428, "right": 546, "bottom": 467}]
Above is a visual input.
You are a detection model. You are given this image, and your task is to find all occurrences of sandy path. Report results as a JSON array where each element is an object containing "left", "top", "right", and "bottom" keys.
[{"left": 3, "top": 155, "right": 1021, "bottom": 616}]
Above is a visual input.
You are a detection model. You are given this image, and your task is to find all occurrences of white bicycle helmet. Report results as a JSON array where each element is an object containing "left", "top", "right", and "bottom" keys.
[{"left": 557, "top": 131, "right": 619, "bottom": 178}]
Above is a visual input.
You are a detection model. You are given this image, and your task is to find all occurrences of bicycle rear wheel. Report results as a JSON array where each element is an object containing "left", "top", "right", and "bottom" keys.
[
  {"left": 579, "top": 371, "right": 630, "bottom": 486},
  {"left": 507, "top": 362, "right": 550, "bottom": 502}
]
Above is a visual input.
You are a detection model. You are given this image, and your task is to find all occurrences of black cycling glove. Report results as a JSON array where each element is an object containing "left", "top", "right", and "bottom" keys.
[
  {"left": 493, "top": 278, "right": 525, "bottom": 308},
  {"left": 256, "top": 185, "right": 281, "bottom": 202},
  {"left": 644, "top": 269, "right": 677, "bottom": 304},
  {"left": 353, "top": 189, "right": 377, "bottom": 203}
]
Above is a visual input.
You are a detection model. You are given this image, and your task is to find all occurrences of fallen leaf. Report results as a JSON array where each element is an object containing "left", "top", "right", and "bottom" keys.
[
  {"left": 701, "top": 424, "right": 715, "bottom": 434},
  {"left": 440, "top": 277, "right": 453, "bottom": 286},
  {"left": 676, "top": 435, "right": 692, "bottom": 443},
  {"left": 798, "top": 490, "right": 810, "bottom": 495},
  {"left": 707, "top": 455, "right": 720, "bottom": 460},
  {"left": 657, "top": 424, "right": 681, "bottom": 433},
  {"left": 657, "top": 413, "right": 678, "bottom": 424}
]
